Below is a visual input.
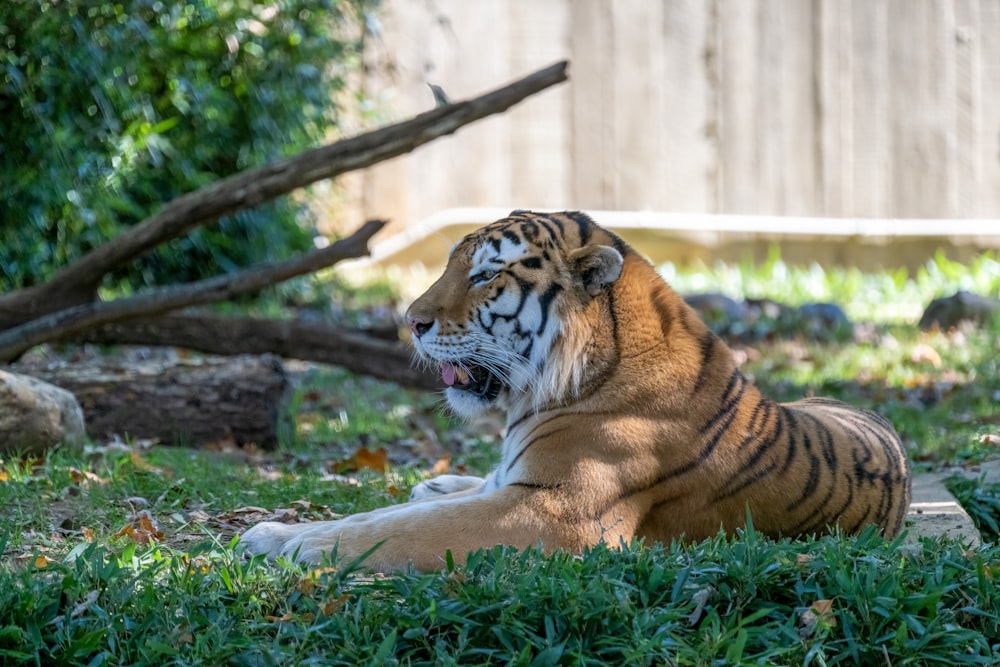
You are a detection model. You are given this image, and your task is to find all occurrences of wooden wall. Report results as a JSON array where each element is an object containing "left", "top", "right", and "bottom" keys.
[{"left": 330, "top": 0, "right": 1000, "bottom": 234}]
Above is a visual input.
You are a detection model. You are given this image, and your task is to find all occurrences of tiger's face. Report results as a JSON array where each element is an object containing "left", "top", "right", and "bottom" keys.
[{"left": 406, "top": 211, "right": 624, "bottom": 418}]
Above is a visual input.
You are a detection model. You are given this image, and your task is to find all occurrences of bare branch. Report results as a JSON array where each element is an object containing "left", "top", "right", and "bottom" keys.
[
  {"left": 0, "top": 220, "right": 386, "bottom": 361},
  {"left": 0, "top": 61, "right": 569, "bottom": 320}
]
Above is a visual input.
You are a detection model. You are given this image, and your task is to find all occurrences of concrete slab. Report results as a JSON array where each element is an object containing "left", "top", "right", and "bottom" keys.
[{"left": 906, "top": 459, "right": 1000, "bottom": 546}]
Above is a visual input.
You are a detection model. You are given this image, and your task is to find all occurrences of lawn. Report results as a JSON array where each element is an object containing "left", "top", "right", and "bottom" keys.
[{"left": 1, "top": 251, "right": 999, "bottom": 665}]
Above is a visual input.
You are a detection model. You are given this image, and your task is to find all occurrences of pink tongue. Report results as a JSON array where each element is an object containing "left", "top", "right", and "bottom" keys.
[{"left": 441, "top": 362, "right": 457, "bottom": 386}]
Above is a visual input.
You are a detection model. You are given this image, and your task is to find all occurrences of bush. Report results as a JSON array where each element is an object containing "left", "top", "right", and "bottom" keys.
[{"left": 0, "top": 0, "right": 376, "bottom": 290}]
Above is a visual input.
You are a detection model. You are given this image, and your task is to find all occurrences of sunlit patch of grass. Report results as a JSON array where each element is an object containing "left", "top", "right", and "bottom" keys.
[{"left": 660, "top": 248, "right": 1000, "bottom": 322}]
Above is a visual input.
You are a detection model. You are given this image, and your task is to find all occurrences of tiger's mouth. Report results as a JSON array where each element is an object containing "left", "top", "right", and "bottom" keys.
[{"left": 440, "top": 361, "right": 503, "bottom": 402}]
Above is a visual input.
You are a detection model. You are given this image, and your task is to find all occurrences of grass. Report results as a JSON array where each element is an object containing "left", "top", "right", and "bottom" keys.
[{"left": 2, "top": 250, "right": 999, "bottom": 664}]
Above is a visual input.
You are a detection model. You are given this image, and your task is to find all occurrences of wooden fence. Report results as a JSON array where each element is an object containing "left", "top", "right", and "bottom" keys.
[{"left": 327, "top": 0, "right": 1000, "bottom": 235}]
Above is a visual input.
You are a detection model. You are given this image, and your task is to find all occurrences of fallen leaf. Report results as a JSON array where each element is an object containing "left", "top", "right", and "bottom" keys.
[
  {"left": 34, "top": 555, "right": 53, "bottom": 569},
  {"left": 116, "top": 510, "right": 164, "bottom": 545},
  {"left": 67, "top": 467, "right": 108, "bottom": 487},
  {"left": 687, "top": 586, "right": 714, "bottom": 626},
  {"left": 321, "top": 593, "right": 352, "bottom": 615},
  {"left": 70, "top": 590, "right": 100, "bottom": 619},
  {"left": 910, "top": 343, "right": 942, "bottom": 368},
  {"left": 432, "top": 456, "right": 451, "bottom": 475},
  {"left": 334, "top": 446, "right": 389, "bottom": 473},
  {"left": 799, "top": 599, "right": 837, "bottom": 638},
  {"left": 81, "top": 527, "right": 95, "bottom": 542},
  {"left": 980, "top": 433, "right": 1000, "bottom": 447},
  {"left": 130, "top": 451, "right": 171, "bottom": 477}
]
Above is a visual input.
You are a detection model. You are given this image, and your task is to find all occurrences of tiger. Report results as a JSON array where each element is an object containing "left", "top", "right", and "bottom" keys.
[{"left": 241, "top": 210, "right": 912, "bottom": 572}]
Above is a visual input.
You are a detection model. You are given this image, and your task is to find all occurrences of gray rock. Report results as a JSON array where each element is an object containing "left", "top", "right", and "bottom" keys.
[
  {"left": 683, "top": 293, "right": 750, "bottom": 322},
  {"left": 919, "top": 290, "right": 1000, "bottom": 331},
  {"left": 0, "top": 370, "right": 86, "bottom": 452}
]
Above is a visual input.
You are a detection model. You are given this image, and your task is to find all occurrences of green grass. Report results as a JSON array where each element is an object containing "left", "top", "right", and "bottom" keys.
[
  {"left": 660, "top": 248, "right": 1000, "bottom": 323},
  {"left": 2, "top": 249, "right": 1000, "bottom": 664}
]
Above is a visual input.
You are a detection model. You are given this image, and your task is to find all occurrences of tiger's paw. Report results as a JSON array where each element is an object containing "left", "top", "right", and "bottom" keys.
[
  {"left": 240, "top": 521, "right": 332, "bottom": 563},
  {"left": 409, "top": 474, "right": 485, "bottom": 501}
]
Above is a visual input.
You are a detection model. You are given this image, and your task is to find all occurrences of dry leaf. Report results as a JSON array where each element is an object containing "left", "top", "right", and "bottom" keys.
[
  {"left": 432, "top": 456, "right": 451, "bottom": 475},
  {"left": 34, "top": 555, "right": 53, "bottom": 569},
  {"left": 81, "top": 527, "right": 96, "bottom": 542},
  {"left": 321, "top": 593, "right": 352, "bottom": 616},
  {"left": 70, "top": 590, "right": 100, "bottom": 619},
  {"left": 68, "top": 467, "right": 109, "bottom": 487},
  {"left": 116, "top": 510, "right": 164, "bottom": 545},
  {"left": 910, "top": 343, "right": 942, "bottom": 368},
  {"left": 799, "top": 599, "right": 837, "bottom": 638},
  {"left": 979, "top": 433, "right": 1000, "bottom": 447},
  {"left": 130, "top": 451, "right": 171, "bottom": 477},
  {"left": 796, "top": 554, "right": 813, "bottom": 569},
  {"left": 687, "top": 586, "right": 714, "bottom": 626},
  {"left": 334, "top": 446, "right": 389, "bottom": 473}
]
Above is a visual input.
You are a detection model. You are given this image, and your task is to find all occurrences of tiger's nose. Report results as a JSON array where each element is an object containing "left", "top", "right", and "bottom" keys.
[{"left": 407, "top": 314, "right": 433, "bottom": 338}]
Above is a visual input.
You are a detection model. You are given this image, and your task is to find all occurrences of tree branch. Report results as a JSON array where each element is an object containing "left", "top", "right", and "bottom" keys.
[
  {"left": 0, "top": 219, "right": 386, "bottom": 361},
  {"left": 70, "top": 313, "right": 440, "bottom": 391},
  {"left": 0, "top": 61, "right": 569, "bottom": 321}
]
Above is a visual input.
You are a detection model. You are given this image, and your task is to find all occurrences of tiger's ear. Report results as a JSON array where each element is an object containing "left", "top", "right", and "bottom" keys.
[{"left": 569, "top": 245, "right": 624, "bottom": 297}]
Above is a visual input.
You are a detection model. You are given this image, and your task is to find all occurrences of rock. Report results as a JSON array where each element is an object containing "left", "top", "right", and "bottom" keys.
[
  {"left": 796, "top": 302, "right": 851, "bottom": 332},
  {"left": 918, "top": 291, "right": 1000, "bottom": 331},
  {"left": 0, "top": 370, "right": 87, "bottom": 453},
  {"left": 683, "top": 293, "right": 750, "bottom": 322}
]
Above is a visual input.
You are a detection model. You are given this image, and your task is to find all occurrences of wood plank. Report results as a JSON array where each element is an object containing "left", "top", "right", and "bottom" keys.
[
  {"left": 568, "top": 0, "right": 614, "bottom": 208},
  {"left": 954, "top": 0, "right": 983, "bottom": 217},
  {"left": 507, "top": 0, "right": 572, "bottom": 209},
  {"left": 977, "top": 0, "right": 1000, "bottom": 217},
  {"left": 887, "top": 0, "right": 957, "bottom": 218},
  {"left": 755, "top": 0, "right": 816, "bottom": 215},
  {"left": 814, "top": 0, "right": 853, "bottom": 216},
  {"left": 849, "top": 0, "right": 890, "bottom": 217},
  {"left": 609, "top": 0, "right": 667, "bottom": 210},
  {"left": 717, "top": 0, "right": 761, "bottom": 213},
  {"left": 662, "top": 0, "right": 714, "bottom": 212}
]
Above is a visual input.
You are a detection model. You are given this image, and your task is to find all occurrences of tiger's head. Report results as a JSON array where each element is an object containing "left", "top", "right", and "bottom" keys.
[{"left": 406, "top": 211, "right": 626, "bottom": 418}]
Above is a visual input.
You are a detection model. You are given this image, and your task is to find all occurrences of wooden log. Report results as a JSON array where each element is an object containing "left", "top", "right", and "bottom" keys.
[
  {"left": 71, "top": 313, "right": 439, "bottom": 391},
  {"left": 13, "top": 355, "right": 292, "bottom": 448}
]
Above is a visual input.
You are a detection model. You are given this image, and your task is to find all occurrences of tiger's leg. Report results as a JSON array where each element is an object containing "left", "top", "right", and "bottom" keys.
[
  {"left": 240, "top": 485, "right": 604, "bottom": 572},
  {"left": 409, "top": 474, "right": 486, "bottom": 501}
]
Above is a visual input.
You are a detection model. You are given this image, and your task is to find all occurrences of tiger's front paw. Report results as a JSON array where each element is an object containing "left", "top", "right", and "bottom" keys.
[
  {"left": 240, "top": 521, "right": 332, "bottom": 563},
  {"left": 409, "top": 474, "right": 486, "bottom": 501}
]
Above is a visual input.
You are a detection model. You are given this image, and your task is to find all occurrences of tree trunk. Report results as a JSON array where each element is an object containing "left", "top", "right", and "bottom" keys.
[
  {"left": 72, "top": 313, "right": 440, "bottom": 391},
  {"left": 16, "top": 355, "right": 292, "bottom": 448}
]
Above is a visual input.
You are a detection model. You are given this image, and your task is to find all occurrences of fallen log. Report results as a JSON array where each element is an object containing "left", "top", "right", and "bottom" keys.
[
  {"left": 14, "top": 355, "right": 292, "bottom": 448},
  {"left": 72, "top": 313, "right": 439, "bottom": 391}
]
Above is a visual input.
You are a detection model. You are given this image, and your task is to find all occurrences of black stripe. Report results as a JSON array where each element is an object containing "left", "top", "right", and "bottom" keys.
[
  {"left": 508, "top": 481, "right": 561, "bottom": 491},
  {"left": 505, "top": 425, "right": 570, "bottom": 475},
  {"left": 651, "top": 370, "right": 747, "bottom": 483},
  {"left": 692, "top": 332, "right": 717, "bottom": 394},
  {"left": 564, "top": 210, "right": 593, "bottom": 245}
]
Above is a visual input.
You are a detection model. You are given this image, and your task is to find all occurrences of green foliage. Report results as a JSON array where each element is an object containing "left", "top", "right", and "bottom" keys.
[
  {"left": 948, "top": 475, "right": 1000, "bottom": 542},
  {"left": 0, "top": 0, "right": 376, "bottom": 290}
]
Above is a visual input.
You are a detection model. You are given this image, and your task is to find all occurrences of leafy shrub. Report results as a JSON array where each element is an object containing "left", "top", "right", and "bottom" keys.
[{"left": 0, "top": 0, "right": 377, "bottom": 290}]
